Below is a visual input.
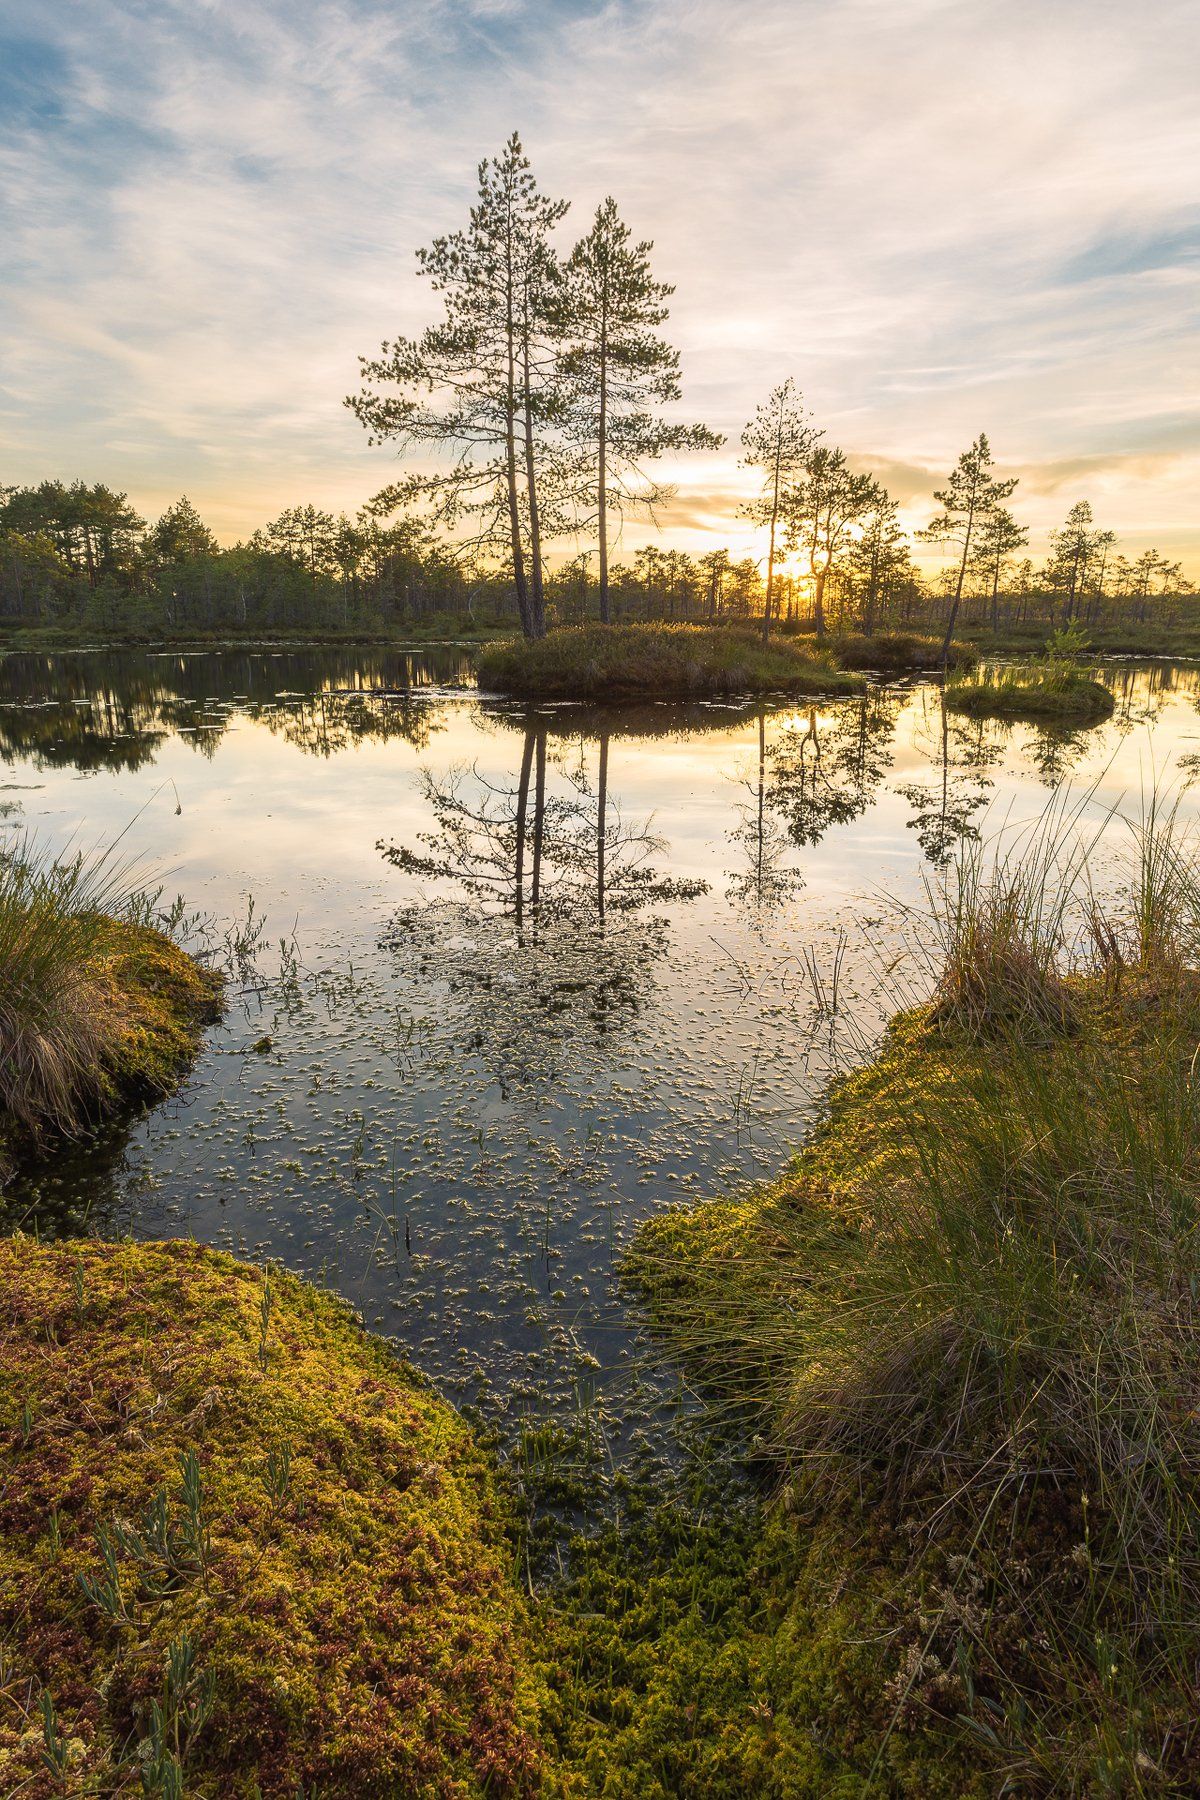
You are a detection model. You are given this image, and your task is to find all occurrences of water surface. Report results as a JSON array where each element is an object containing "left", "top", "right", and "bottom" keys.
[{"left": 4, "top": 647, "right": 1198, "bottom": 1455}]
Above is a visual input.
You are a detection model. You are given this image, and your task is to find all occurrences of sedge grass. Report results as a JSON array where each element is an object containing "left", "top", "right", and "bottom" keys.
[
  {"left": 0, "top": 835, "right": 219, "bottom": 1148},
  {"left": 628, "top": 793, "right": 1200, "bottom": 1788},
  {"left": 476, "top": 623, "right": 864, "bottom": 701}
]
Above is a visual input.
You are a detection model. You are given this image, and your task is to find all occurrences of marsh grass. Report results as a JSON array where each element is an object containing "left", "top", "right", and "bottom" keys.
[
  {"left": 0, "top": 836, "right": 220, "bottom": 1150},
  {"left": 824, "top": 629, "right": 978, "bottom": 673},
  {"left": 476, "top": 623, "right": 864, "bottom": 700},
  {"left": 945, "top": 631, "right": 1116, "bottom": 724},
  {"left": 629, "top": 792, "right": 1200, "bottom": 1788},
  {"left": 0, "top": 839, "right": 142, "bottom": 1137}
]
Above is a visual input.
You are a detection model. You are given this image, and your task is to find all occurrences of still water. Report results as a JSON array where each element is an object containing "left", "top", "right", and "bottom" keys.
[{"left": 3, "top": 648, "right": 1199, "bottom": 1453}]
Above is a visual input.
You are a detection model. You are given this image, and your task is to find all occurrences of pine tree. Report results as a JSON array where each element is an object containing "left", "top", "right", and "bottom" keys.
[
  {"left": 559, "top": 198, "right": 720, "bottom": 624},
  {"left": 921, "top": 434, "right": 1017, "bottom": 663},
  {"left": 348, "top": 134, "right": 567, "bottom": 640},
  {"left": 740, "top": 380, "right": 820, "bottom": 642},
  {"left": 969, "top": 505, "right": 1028, "bottom": 632},
  {"left": 783, "top": 446, "right": 884, "bottom": 638},
  {"left": 148, "top": 497, "right": 218, "bottom": 566}
]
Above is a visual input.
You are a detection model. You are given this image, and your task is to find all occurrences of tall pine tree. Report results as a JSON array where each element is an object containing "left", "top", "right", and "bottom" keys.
[
  {"left": 921, "top": 434, "right": 1017, "bottom": 663},
  {"left": 348, "top": 134, "right": 566, "bottom": 640},
  {"left": 559, "top": 198, "right": 719, "bottom": 624},
  {"left": 740, "top": 381, "right": 819, "bottom": 641}
]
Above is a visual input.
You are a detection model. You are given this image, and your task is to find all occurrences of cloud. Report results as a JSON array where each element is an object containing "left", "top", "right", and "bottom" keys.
[{"left": 0, "top": 0, "right": 1197, "bottom": 566}]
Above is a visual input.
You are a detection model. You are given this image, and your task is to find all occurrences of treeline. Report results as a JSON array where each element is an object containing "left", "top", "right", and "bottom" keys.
[
  {"left": 0, "top": 483, "right": 475, "bottom": 636},
  {"left": 348, "top": 133, "right": 1194, "bottom": 647},
  {"left": 0, "top": 474, "right": 1190, "bottom": 643}
]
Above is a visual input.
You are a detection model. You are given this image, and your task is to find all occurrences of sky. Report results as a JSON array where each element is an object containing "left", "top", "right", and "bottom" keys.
[{"left": 1, "top": 0, "right": 1198, "bottom": 576}]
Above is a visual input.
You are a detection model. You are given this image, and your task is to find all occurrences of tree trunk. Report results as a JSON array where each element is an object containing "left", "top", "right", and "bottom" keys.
[
  {"left": 521, "top": 299, "right": 547, "bottom": 639},
  {"left": 813, "top": 566, "right": 827, "bottom": 638},
  {"left": 761, "top": 428, "right": 782, "bottom": 644},
  {"left": 941, "top": 496, "right": 977, "bottom": 667},
  {"left": 597, "top": 306, "right": 610, "bottom": 626}
]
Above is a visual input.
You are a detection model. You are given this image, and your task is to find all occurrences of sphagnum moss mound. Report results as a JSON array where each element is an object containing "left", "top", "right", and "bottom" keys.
[
  {"left": 0, "top": 1238, "right": 550, "bottom": 1798},
  {"left": 476, "top": 623, "right": 864, "bottom": 701}
]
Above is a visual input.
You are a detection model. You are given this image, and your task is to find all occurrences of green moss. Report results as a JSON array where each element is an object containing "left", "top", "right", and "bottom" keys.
[
  {"left": 476, "top": 625, "right": 864, "bottom": 701},
  {"left": 0, "top": 1237, "right": 550, "bottom": 1797}
]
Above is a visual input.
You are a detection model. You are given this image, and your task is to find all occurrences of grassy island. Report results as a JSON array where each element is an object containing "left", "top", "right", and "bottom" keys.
[
  {"left": 476, "top": 624, "right": 865, "bottom": 701},
  {"left": 0, "top": 1238, "right": 549, "bottom": 1798},
  {"left": 0, "top": 849, "right": 222, "bottom": 1185},
  {"left": 945, "top": 663, "right": 1115, "bottom": 723},
  {"left": 822, "top": 630, "right": 978, "bottom": 674},
  {"left": 616, "top": 830, "right": 1200, "bottom": 1793}
]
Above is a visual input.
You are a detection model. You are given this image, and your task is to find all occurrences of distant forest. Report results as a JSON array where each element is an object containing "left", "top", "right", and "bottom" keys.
[{"left": 0, "top": 476, "right": 1191, "bottom": 643}]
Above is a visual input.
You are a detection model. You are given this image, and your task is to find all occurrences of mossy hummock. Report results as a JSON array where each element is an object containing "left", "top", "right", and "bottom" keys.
[
  {"left": 621, "top": 971, "right": 1200, "bottom": 1792},
  {"left": 476, "top": 624, "right": 865, "bottom": 701},
  {"left": 0, "top": 1238, "right": 549, "bottom": 1797}
]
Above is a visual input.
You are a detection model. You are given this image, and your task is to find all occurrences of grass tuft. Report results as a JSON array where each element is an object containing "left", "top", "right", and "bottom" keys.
[
  {"left": 625, "top": 794, "right": 1200, "bottom": 1789},
  {"left": 0, "top": 838, "right": 221, "bottom": 1165}
]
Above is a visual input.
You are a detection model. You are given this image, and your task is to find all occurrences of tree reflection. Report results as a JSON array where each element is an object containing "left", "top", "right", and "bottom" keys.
[
  {"left": 0, "top": 649, "right": 453, "bottom": 772},
  {"left": 768, "top": 690, "right": 901, "bottom": 847},
  {"left": 896, "top": 689, "right": 1000, "bottom": 866},
  {"left": 379, "top": 718, "right": 707, "bottom": 1089},
  {"left": 726, "top": 710, "right": 803, "bottom": 915}
]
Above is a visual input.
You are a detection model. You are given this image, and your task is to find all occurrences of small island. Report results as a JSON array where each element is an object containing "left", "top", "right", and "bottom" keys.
[
  {"left": 945, "top": 664, "right": 1116, "bottom": 724},
  {"left": 476, "top": 622, "right": 865, "bottom": 701}
]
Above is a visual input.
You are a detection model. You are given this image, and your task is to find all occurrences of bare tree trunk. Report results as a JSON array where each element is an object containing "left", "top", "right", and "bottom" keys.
[
  {"left": 597, "top": 304, "right": 610, "bottom": 625},
  {"left": 813, "top": 566, "right": 828, "bottom": 638},
  {"left": 941, "top": 498, "right": 977, "bottom": 668},
  {"left": 521, "top": 288, "right": 547, "bottom": 639},
  {"left": 761, "top": 427, "right": 782, "bottom": 644}
]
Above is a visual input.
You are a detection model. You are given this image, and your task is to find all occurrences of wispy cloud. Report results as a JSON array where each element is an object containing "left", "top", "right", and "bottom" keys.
[{"left": 0, "top": 0, "right": 1196, "bottom": 566}]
